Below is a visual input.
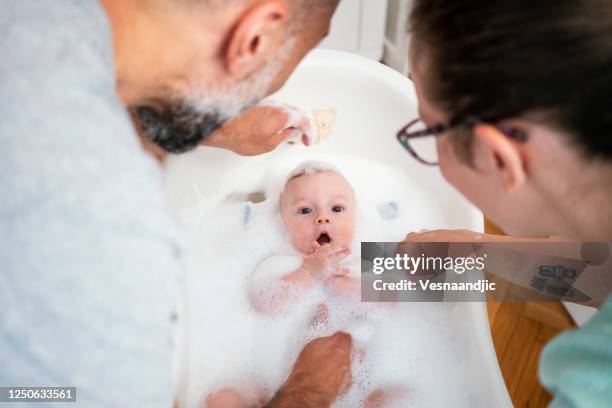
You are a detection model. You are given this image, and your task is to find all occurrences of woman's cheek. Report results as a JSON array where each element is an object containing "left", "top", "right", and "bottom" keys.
[{"left": 437, "top": 138, "right": 465, "bottom": 187}]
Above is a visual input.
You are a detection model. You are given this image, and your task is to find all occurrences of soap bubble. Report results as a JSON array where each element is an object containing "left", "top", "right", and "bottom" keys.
[{"left": 180, "top": 153, "right": 484, "bottom": 407}]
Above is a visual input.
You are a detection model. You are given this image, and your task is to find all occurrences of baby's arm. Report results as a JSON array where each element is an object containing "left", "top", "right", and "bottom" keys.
[
  {"left": 248, "top": 255, "right": 304, "bottom": 316},
  {"left": 248, "top": 244, "right": 351, "bottom": 316}
]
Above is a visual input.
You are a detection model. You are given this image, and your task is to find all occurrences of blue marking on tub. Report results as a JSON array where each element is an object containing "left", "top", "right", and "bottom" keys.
[
  {"left": 378, "top": 201, "right": 399, "bottom": 220},
  {"left": 243, "top": 203, "right": 251, "bottom": 225}
]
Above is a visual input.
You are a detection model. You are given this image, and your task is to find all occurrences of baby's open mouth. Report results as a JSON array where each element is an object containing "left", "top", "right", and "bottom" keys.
[{"left": 317, "top": 233, "right": 331, "bottom": 245}]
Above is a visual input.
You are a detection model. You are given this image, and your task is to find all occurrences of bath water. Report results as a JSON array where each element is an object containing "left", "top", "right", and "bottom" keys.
[{"left": 177, "top": 152, "right": 485, "bottom": 407}]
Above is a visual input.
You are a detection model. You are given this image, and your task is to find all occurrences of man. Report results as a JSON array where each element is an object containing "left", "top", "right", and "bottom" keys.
[{"left": 0, "top": 0, "right": 350, "bottom": 407}]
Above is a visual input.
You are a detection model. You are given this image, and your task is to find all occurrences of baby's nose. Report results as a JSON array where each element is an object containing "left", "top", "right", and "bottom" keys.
[{"left": 316, "top": 216, "right": 331, "bottom": 224}]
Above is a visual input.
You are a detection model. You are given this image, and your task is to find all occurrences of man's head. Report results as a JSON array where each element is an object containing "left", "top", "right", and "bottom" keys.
[
  {"left": 100, "top": 0, "right": 338, "bottom": 153},
  {"left": 280, "top": 164, "right": 356, "bottom": 254}
]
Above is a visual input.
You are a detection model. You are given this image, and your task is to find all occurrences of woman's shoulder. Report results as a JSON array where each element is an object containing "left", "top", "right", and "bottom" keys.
[{"left": 539, "top": 298, "right": 612, "bottom": 407}]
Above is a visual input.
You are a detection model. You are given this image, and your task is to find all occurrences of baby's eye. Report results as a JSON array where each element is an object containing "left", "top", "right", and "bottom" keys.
[
  {"left": 332, "top": 206, "right": 344, "bottom": 213},
  {"left": 299, "top": 207, "right": 313, "bottom": 215}
]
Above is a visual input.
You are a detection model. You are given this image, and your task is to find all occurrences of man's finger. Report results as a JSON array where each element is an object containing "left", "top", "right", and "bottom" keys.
[
  {"left": 330, "top": 331, "right": 352, "bottom": 350},
  {"left": 275, "top": 127, "right": 298, "bottom": 145},
  {"left": 279, "top": 127, "right": 311, "bottom": 147},
  {"left": 257, "top": 105, "right": 290, "bottom": 132}
]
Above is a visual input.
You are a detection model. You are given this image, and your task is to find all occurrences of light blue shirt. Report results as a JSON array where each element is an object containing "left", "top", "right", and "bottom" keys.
[
  {"left": 540, "top": 300, "right": 612, "bottom": 408},
  {"left": 0, "top": 1, "right": 182, "bottom": 407}
]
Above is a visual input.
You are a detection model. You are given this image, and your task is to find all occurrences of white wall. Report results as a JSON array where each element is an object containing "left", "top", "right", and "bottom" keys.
[
  {"left": 382, "top": 0, "right": 413, "bottom": 74},
  {"left": 317, "top": 0, "right": 389, "bottom": 60}
]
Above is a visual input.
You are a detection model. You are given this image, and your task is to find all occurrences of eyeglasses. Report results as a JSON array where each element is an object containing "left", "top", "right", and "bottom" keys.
[{"left": 396, "top": 115, "right": 528, "bottom": 166}]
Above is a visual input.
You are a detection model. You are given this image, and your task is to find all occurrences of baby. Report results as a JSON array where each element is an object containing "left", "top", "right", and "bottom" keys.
[
  {"left": 205, "top": 164, "right": 361, "bottom": 408},
  {"left": 249, "top": 163, "right": 361, "bottom": 317},
  {"left": 205, "top": 164, "right": 403, "bottom": 408}
]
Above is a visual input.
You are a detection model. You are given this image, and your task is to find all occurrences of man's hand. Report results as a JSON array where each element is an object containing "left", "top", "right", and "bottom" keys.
[
  {"left": 267, "top": 332, "right": 352, "bottom": 408},
  {"left": 204, "top": 102, "right": 315, "bottom": 156}
]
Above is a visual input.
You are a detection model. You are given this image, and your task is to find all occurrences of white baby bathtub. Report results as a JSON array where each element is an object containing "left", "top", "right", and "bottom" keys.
[{"left": 165, "top": 49, "right": 512, "bottom": 407}]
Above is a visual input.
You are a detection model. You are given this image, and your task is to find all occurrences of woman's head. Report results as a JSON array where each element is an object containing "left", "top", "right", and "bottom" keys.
[{"left": 409, "top": 0, "right": 612, "bottom": 239}]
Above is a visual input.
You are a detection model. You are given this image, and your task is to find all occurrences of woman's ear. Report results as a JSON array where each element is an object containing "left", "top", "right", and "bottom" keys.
[
  {"left": 224, "top": 0, "right": 288, "bottom": 77},
  {"left": 472, "top": 123, "right": 527, "bottom": 192}
]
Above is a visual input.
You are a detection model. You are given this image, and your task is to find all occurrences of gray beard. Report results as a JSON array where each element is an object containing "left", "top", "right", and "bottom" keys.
[
  {"left": 136, "top": 103, "right": 227, "bottom": 154},
  {"left": 136, "top": 37, "right": 294, "bottom": 154}
]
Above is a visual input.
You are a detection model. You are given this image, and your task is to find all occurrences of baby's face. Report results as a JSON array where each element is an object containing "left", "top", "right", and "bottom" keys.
[{"left": 280, "top": 171, "right": 356, "bottom": 254}]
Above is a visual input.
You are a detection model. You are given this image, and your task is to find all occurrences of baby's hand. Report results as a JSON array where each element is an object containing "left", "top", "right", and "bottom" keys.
[{"left": 302, "top": 242, "right": 351, "bottom": 281}]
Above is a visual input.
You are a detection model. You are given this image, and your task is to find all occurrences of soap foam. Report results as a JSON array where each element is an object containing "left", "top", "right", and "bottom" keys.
[{"left": 180, "top": 152, "right": 482, "bottom": 407}]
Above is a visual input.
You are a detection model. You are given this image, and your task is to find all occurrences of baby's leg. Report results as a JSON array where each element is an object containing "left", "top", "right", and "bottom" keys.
[
  {"left": 352, "top": 348, "right": 409, "bottom": 407},
  {"left": 363, "top": 385, "right": 410, "bottom": 408},
  {"left": 205, "top": 385, "right": 268, "bottom": 408},
  {"left": 309, "top": 303, "right": 330, "bottom": 330},
  {"left": 205, "top": 388, "right": 247, "bottom": 408}
]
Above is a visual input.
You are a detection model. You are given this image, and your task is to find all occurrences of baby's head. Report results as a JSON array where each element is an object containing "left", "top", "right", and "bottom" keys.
[{"left": 280, "top": 163, "right": 356, "bottom": 254}]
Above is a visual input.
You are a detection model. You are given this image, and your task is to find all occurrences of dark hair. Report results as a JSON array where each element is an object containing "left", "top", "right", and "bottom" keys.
[{"left": 410, "top": 0, "right": 612, "bottom": 161}]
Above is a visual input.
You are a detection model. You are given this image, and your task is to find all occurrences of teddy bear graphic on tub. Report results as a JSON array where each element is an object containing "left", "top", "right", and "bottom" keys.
[{"left": 313, "top": 108, "right": 337, "bottom": 139}]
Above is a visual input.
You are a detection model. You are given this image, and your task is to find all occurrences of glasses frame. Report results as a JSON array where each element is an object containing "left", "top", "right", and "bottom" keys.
[{"left": 396, "top": 115, "right": 528, "bottom": 166}]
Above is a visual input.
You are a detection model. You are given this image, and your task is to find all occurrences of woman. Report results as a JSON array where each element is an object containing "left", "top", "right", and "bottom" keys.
[{"left": 399, "top": 1, "right": 612, "bottom": 407}]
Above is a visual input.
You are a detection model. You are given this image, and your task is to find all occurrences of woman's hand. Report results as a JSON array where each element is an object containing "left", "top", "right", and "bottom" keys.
[
  {"left": 403, "top": 229, "right": 487, "bottom": 242},
  {"left": 402, "top": 229, "right": 573, "bottom": 243}
]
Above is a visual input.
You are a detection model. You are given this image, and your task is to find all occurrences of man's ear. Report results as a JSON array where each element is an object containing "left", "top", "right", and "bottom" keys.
[
  {"left": 224, "top": 0, "right": 288, "bottom": 77},
  {"left": 472, "top": 123, "right": 527, "bottom": 192}
]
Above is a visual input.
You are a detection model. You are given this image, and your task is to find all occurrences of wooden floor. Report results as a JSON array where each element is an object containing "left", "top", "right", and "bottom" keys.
[
  {"left": 487, "top": 301, "right": 575, "bottom": 407},
  {"left": 485, "top": 221, "right": 577, "bottom": 407}
]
